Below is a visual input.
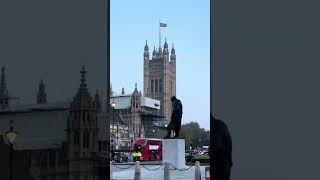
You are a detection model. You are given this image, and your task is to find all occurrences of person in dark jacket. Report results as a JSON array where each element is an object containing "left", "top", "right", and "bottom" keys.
[
  {"left": 164, "top": 96, "right": 183, "bottom": 138},
  {"left": 212, "top": 115, "right": 233, "bottom": 180}
]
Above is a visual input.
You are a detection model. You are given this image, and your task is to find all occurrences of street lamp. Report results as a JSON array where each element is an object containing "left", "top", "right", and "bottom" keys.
[
  {"left": 111, "top": 100, "right": 116, "bottom": 157},
  {"left": 6, "top": 120, "right": 18, "bottom": 180}
]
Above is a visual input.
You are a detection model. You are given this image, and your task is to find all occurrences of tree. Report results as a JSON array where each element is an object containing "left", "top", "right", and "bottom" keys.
[{"left": 179, "top": 121, "right": 210, "bottom": 149}]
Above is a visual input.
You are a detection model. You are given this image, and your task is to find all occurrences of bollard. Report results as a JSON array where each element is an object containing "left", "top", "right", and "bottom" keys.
[
  {"left": 134, "top": 161, "right": 141, "bottom": 180},
  {"left": 110, "top": 161, "right": 113, "bottom": 180},
  {"left": 164, "top": 162, "right": 171, "bottom": 180},
  {"left": 205, "top": 166, "right": 210, "bottom": 180},
  {"left": 195, "top": 161, "right": 201, "bottom": 180}
]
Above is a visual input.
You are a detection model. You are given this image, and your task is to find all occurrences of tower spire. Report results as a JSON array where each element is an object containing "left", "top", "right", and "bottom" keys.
[
  {"left": 37, "top": 79, "right": 47, "bottom": 104},
  {"left": 0, "top": 66, "right": 9, "bottom": 109},
  {"left": 80, "top": 65, "right": 87, "bottom": 88}
]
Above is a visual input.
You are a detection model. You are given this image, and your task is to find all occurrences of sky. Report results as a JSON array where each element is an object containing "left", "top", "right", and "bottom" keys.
[
  {"left": 0, "top": 0, "right": 107, "bottom": 105},
  {"left": 110, "top": 0, "right": 210, "bottom": 130}
]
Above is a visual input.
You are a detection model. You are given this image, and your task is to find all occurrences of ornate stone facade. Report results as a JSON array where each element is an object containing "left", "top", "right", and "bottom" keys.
[
  {"left": 143, "top": 39, "right": 176, "bottom": 121},
  {"left": 0, "top": 66, "right": 108, "bottom": 180}
]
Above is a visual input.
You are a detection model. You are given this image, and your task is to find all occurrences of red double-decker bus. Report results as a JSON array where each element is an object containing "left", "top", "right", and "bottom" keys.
[{"left": 134, "top": 138, "right": 162, "bottom": 161}]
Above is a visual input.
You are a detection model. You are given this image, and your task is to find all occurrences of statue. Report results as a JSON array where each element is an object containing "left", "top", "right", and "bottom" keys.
[
  {"left": 164, "top": 96, "right": 183, "bottom": 139},
  {"left": 212, "top": 115, "right": 233, "bottom": 180}
]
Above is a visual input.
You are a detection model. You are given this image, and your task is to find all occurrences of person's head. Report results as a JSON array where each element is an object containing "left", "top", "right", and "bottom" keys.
[{"left": 171, "top": 96, "right": 176, "bottom": 102}]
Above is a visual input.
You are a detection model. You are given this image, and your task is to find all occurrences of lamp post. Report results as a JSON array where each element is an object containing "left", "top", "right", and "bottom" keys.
[
  {"left": 6, "top": 120, "right": 18, "bottom": 180},
  {"left": 111, "top": 100, "right": 116, "bottom": 157},
  {"left": 116, "top": 117, "right": 119, "bottom": 149}
]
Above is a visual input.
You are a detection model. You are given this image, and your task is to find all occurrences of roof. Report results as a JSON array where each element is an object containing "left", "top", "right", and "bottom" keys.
[
  {"left": 0, "top": 102, "right": 70, "bottom": 114},
  {"left": 110, "top": 96, "right": 160, "bottom": 110}
]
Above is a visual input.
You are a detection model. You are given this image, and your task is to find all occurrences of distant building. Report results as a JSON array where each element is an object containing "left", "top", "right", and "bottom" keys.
[
  {"left": 110, "top": 83, "right": 166, "bottom": 145},
  {"left": 0, "top": 66, "right": 109, "bottom": 180},
  {"left": 143, "top": 39, "right": 176, "bottom": 121}
]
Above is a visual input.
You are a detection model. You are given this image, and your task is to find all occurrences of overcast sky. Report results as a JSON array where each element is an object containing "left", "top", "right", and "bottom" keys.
[
  {"left": 110, "top": 0, "right": 210, "bottom": 130},
  {"left": 0, "top": 0, "right": 107, "bottom": 105}
]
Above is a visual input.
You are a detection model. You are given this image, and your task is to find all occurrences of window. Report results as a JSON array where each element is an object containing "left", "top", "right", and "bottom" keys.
[
  {"left": 159, "top": 79, "right": 162, "bottom": 92},
  {"left": 155, "top": 79, "right": 158, "bottom": 92},
  {"left": 151, "top": 80, "right": 154, "bottom": 92},
  {"left": 83, "top": 131, "right": 90, "bottom": 148},
  {"left": 74, "top": 131, "right": 79, "bottom": 145}
]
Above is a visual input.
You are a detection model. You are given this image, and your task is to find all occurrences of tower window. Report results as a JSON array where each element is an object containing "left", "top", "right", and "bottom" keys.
[
  {"left": 74, "top": 131, "right": 79, "bottom": 145},
  {"left": 83, "top": 131, "right": 90, "bottom": 148},
  {"left": 155, "top": 79, "right": 158, "bottom": 92},
  {"left": 151, "top": 80, "right": 154, "bottom": 92},
  {"left": 159, "top": 79, "right": 162, "bottom": 93}
]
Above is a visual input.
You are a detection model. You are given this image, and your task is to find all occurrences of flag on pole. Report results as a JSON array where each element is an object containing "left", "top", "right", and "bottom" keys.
[{"left": 160, "top": 23, "right": 167, "bottom": 27}]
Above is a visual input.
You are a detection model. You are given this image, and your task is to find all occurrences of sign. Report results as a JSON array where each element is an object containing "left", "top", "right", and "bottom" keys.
[{"left": 149, "top": 145, "right": 159, "bottom": 150}]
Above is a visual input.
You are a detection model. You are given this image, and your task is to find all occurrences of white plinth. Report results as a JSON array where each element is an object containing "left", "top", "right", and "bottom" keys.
[{"left": 162, "top": 139, "right": 185, "bottom": 169}]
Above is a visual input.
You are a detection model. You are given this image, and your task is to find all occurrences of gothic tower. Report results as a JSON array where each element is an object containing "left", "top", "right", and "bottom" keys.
[
  {"left": 37, "top": 80, "right": 47, "bottom": 104},
  {"left": 143, "top": 39, "right": 176, "bottom": 121},
  {"left": 0, "top": 66, "right": 9, "bottom": 109},
  {"left": 68, "top": 66, "right": 100, "bottom": 180},
  {"left": 131, "top": 83, "right": 143, "bottom": 138}
]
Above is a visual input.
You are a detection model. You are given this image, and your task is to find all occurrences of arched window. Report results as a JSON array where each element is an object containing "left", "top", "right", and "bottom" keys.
[
  {"left": 155, "top": 79, "right": 158, "bottom": 92},
  {"left": 159, "top": 79, "right": 162, "bottom": 93},
  {"left": 74, "top": 131, "right": 79, "bottom": 145},
  {"left": 151, "top": 80, "right": 154, "bottom": 92},
  {"left": 83, "top": 131, "right": 90, "bottom": 148}
]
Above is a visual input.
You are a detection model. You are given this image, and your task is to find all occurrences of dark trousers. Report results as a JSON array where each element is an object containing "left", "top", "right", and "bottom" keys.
[{"left": 166, "top": 118, "right": 181, "bottom": 138}]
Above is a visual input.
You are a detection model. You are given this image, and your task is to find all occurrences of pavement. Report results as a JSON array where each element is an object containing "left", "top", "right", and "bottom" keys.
[{"left": 111, "top": 164, "right": 209, "bottom": 180}]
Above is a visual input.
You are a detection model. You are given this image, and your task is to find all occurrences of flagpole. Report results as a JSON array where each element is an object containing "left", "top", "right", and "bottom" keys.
[
  {"left": 158, "top": 20, "right": 161, "bottom": 47},
  {"left": 159, "top": 20, "right": 161, "bottom": 48}
]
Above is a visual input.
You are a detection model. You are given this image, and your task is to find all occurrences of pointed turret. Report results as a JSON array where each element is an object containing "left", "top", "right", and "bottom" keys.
[
  {"left": 170, "top": 43, "right": 176, "bottom": 62},
  {"left": 163, "top": 38, "right": 169, "bottom": 61},
  {"left": 131, "top": 83, "right": 140, "bottom": 111},
  {"left": 71, "top": 66, "right": 93, "bottom": 109},
  {"left": 157, "top": 45, "right": 162, "bottom": 57},
  {"left": 152, "top": 46, "right": 156, "bottom": 59},
  {"left": 121, "top": 88, "right": 125, "bottom": 95},
  {"left": 163, "top": 38, "right": 168, "bottom": 49},
  {"left": 0, "top": 66, "right": 9, "bottom": 109},
  {"left": 144, "top": 40, "right": 149, "bottom": 60},
  {"left": 37, "top": 79, "right": 47, "bottom": 104},
  {"left": 94, "top": 90, "right": 101, "bottom": 113}
]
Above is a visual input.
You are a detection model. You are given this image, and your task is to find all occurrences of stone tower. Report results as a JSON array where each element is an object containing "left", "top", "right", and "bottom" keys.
[
  {"left": 131, "top": 83, "right": 142, "bottom": 138},
  {"left": 37, "top": 79, "right": 47, "bottom": 104},
  {"left": 0, "top": 66, "right": 9, "bottom": 109},
  {"left": 143, "top": 39, "right": 176, "bottom": 121},
  {"left": 67, "top": 66, "right": 100, "bottom": 180}
]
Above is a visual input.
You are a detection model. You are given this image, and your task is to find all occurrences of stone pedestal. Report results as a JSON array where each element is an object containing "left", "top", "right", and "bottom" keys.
[{"left": 162, "top": 139, "right": 185, "bottom": 169}]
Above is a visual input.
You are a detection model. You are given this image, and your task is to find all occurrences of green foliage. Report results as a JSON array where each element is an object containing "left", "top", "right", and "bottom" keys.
[{"left": 179, "top": 121, "right": 210, "bottom": 149}]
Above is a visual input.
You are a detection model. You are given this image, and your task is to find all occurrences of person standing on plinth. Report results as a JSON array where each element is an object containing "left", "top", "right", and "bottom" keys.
[{"left": 164, "top": 96, "right": 183, "bottom": 138}]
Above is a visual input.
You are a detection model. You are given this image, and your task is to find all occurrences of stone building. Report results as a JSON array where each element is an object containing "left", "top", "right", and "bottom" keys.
[
  {"left": 0, "top": 66, "right": 109, "bottom": 180},
  {"left": 110, "top": 83, "right": 166, "bottom": 146},
  {"left": 143, "top": 39, "right": 176, "bottom": 121}
]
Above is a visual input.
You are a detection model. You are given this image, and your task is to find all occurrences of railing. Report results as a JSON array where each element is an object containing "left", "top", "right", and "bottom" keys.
[{"left": 111, "top": 161, "right": 210, "bottom": 180}]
